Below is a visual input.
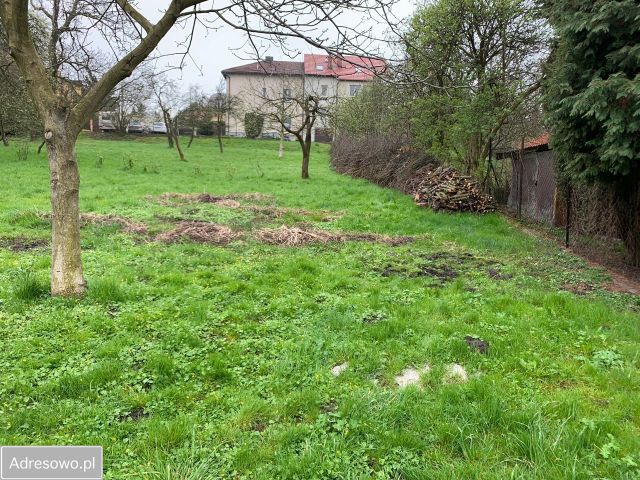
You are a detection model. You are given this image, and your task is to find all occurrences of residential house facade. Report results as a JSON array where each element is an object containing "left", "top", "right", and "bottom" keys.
[{"left": 221, "top": 54, "right": 385, "bottom": 142}]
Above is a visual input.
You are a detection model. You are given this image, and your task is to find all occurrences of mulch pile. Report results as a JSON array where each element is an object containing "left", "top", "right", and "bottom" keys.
[
  {"left": 153, "top": 192, "right": 274, "bottom": 208},
  {"left": 80, "top": 213, "right": 148, "bottom": 234},
  {"left": 255, "top": 225, "right": 413, "bottom": 247},
  {"left": 414, "top": 166, "right": 496, "bottom": 213},
  {"left": 155, "top": 221, "right": 241, "bottom": 245},
  {"left": 153, "top": 192, "right": 340, "bottom": 221}
]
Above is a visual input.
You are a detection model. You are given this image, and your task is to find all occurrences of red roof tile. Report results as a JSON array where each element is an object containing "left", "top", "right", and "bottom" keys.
[
  {"left": 304, "top": 54, "right": 386, "bottom": 80},
  {"left": 524, "top": 133, "right": 550, "bottom": 150},
  {"left": 222, "top": 55, "right": 386, "bottom": 81}
]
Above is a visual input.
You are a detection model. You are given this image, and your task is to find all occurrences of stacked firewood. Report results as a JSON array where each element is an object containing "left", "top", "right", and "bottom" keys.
[{"left": 413, "top": 166, "right": 496, "bottom": 213}]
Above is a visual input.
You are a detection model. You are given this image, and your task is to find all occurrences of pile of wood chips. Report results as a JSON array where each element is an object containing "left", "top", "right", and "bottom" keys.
[{"left": 413, "top": 166, "right": 496, "bottom": 213}]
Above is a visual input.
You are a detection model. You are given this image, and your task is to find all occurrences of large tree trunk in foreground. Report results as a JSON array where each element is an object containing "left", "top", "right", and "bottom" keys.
[{"left": 46, "top": 122, "right": 86, "bottom": 295}]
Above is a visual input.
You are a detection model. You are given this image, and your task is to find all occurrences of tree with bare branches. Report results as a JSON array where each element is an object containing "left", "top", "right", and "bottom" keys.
[
  {"left": 209, "top": 79, "right": 238, "bottom": 154},
  {"left": 0, "top": 0, "right": 391, "bottom": 296},
  {"left": 151, "top": 74, "right": 186, "bottom": 161},
  {"left": 256, "top": 79, "right": 325, "bottom": 178},
  {"left": 178, "top": 85, "right": 207, "bottom": 148},
  {"left": 110, "top": 71, "right": 151, "bottom": 133}
]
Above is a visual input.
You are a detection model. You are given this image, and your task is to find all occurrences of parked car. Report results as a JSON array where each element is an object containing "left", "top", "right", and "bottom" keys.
[
  {"left": 98, "top": 113, "right": 115, "bottom": 132},
  {"left": 126, "top": 120, "right": 145, "bottom": 134},
  {"left": 151, "top": 122, "right": 167, "bottom": 134}
]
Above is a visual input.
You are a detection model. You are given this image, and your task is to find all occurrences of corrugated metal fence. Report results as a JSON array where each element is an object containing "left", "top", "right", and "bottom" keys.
[{"left": 508, "top": 150, "right": 557, "bottom": 224}]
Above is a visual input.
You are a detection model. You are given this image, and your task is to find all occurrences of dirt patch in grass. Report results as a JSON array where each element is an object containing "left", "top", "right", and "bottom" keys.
[
  {"left": 81, "top": 213, "right": 148, "bottom": 235},
  {"left": 118, "top": 406, "right": 148, "bottom": 422},
  {"left": 417, "top": 265, "right": 459, "bottom": 282},
  {"left": 487, "top": 268, "right": 514, "bottom": 280},
  {"left": 152, "top": 192, "right": 274, "bottom": 207},
  {"left": 0, "top": 236, "right": 49, "bottom": 252},
  {"left": 465, "top": 336, "right": 489, "bottom": 354},
  {"left": 255, "top": 225, "right": 413, "bottom": 247},
  {"left": 155, "top": 221, "right": 242, "bottom": 245},
  {"left": 561, "top": 282, "right": 595, "bottom": 296},
  {"left": 377, "top": 250, "right": 500, "bottom": 286},
  {"left": 320, "top": 400, "right": 337, "bottom": 413}
]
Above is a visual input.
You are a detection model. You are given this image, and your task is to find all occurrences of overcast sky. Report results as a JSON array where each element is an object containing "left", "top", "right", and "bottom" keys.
[{"left": 136, "top": 0, "right": 418, "bottom": 92}]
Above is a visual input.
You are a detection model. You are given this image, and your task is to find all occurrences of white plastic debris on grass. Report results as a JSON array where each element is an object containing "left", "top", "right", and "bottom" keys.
[
  {"left": 395, "top": 365, "right": 431, "bottom": 388},
  {"left": 331, "top": 362, "right": 348, "bottom": 377},
  {"left": 443, "top": 363, "right": 469, "bottom": 384}
]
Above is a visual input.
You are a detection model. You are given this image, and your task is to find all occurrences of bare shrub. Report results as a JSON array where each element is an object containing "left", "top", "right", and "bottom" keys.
[{"left": 331, "top": 135, "right": 437, "bottom": 194}]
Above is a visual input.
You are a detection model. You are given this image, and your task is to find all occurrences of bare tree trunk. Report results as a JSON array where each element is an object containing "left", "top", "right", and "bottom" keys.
[
  {"left": 301, "top": 148, "right": 310, "bottom": 179},
  {"left": 301, "top": 124, "right": 313, "bottom": 179},
  {"left": 278, "top": 126, "right": 284, "bottom": 158},
  {"left": 1, "top": 118, "right": 8, "bottom": 146},
  {"left": 163, "top": 111, "right": 174, "bottom": 148},
  {"left": 171, "top": 122, "right": 186, "bottom": 162},
  {"left": 188, "top": 128, "right": 195, "bottom": 148},
  {"left": 218, "top": 131, "right": 224, "bottom": 153},
  {"left": 174, "top": 135, "right": 185, "bottom": 161},
  {"left": 46, "top": 123, "right": 86, "bottom": 296}
]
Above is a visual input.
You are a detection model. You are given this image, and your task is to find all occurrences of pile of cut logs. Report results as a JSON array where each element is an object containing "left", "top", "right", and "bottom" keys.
[{"left": 413, "top": 166, "right": 496, "bottom": 213}]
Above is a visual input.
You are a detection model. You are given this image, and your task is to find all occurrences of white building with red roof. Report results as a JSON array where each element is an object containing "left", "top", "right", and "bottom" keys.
[{"left": 222, "top": 54, "right": 386, "bottom": 141}]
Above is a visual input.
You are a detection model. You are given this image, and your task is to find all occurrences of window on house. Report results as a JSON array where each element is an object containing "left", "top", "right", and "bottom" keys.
[
  {"left": 283, "top": 88, "right": 292, "bottom": 99},
  {"left": 315, "top": 65, "right": 324, "bottom": 71},
  {"left": 355, "top": 66, "right": 363, "bottom": 73},
  {"left": 349, "top": 85, "right": 362, "bottom": 96},
  {"left": 283, "top": 116, "right": 292, "bottom": 128},
  {"left": 261, "top": 87, "right": 267, "bottom": 97},
  {"left": 321, "top": 85, "right": 328, "bottom": 96}
]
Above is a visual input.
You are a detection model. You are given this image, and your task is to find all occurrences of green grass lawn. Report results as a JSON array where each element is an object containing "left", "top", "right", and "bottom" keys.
[{"left": 0, "top": 135, "right": 638, "bottom": 479}]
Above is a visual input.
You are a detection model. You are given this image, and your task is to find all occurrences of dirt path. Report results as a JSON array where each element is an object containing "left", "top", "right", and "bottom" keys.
[{"left": 507, "top": 217, "right": 640, "bottom": 296}]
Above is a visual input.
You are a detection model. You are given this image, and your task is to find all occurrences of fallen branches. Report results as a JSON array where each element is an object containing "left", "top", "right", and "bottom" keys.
[
  {"left": 255, "top": 225, "right": 414, "bottom": 247},
  {"left": 155, "top": 221, "right": 241, "bottom": 245},
  {"left": 80, "top": 213, "right": 148, "bottom": 234},
  {"left": 152, "top": 192, "right": 273, "bottom": 207},
  {"left": 414, "top": 166, "right": 496, "bottom": 213},
  {"left": 152, "top": 192, "right": 341, "bottom": 221}
]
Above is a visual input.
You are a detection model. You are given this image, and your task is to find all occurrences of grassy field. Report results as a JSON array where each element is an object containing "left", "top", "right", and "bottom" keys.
[{"left": 0, "top": 135, "right": 638, "bottom": 479}]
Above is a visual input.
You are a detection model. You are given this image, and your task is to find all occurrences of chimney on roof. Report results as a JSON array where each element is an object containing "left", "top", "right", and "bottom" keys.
[{"left": 265, "top": 56, "right": 274, "bottom": 63}]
